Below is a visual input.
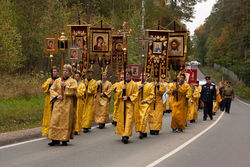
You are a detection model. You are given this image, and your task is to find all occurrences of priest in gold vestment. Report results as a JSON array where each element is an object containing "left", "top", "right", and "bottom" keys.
[
  {"left": 187, "top": 84, "right": 200, "bottom": 123},
  {"left": 213, "top": 85, "right": 222, "bottom": 115},
  {"left": 115, "top": 70, "right": 138, "bottom": 144},
  {"left": 48, "top": 64, "right": 77, "bottom": 146},
  {"left": 170, "top": 74, "right": 191, "bottom": 133},
  {"left": 74, "top": 71, "right": 86, "bottom": 135},
  {"left": 112, "top": 72, "right": 124, "bottom": 126},
  {"left": 94, "top": 72, "right": 113, "bottom": 129},
  {"left": 164, "top": 78, "right": 174, "bottom": 114},
  {"left": 149, "top": 77, "right": 166, "bottom": 135},
  {"left": 134, "top": 74, "right": 154, "bottom": 139},
  {"left": 82, "top": 69, "right": 97, "bottom": 133},
  {"left": 42, "top": 66, "right": 58, "bottom": 136}
]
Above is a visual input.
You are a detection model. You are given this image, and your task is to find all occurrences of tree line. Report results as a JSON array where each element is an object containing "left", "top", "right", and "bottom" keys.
[
  {"left": 193, "top": 0, "right": 249, "bottom": 85},
  {"left": 0, "top": 0, "right": 204, "bottom": 75}
]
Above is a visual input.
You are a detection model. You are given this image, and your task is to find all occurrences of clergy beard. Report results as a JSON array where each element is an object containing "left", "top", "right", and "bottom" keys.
[
  {"left": 126, "top": 79, "right": 131, "bottom": 83},
  {"left": 88, "top": 78, "right": 92, "bottom": 82},
  {"left": 52, "top": 76, "right": 58, "bottom": 80},
  {"left": 63, "top": 76, "right": 70, "bottom": 80}
]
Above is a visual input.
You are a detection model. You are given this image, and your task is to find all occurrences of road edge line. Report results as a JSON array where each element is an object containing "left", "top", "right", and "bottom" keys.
[
  {"left": 0, "top": 123, "right": 112, "bottom": 150},
  {"left": 146, "top": 111, "right": 225, "bottom": 167}
]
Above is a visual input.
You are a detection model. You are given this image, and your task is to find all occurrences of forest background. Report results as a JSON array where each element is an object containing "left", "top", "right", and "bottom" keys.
[{"left": 0, "top": 0, "right": 249, "bottom": 132}]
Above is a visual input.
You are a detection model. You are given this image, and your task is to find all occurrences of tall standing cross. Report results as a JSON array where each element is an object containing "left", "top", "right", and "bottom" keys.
[
  {"left": 118, "top": 21, "right": 132, "bottom": 65},
  {"left": 118, "top": 21, "right": 132, "bottom": 129},
  {"left": 118, "top": 21, "right": 132, "bottom": 48}
]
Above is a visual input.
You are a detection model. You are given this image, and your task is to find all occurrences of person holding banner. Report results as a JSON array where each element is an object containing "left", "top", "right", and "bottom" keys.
[
  {"left": 148, "top": 77, "right": 166, "bottom": 135},
  {"left": 82, "top": 68, "right": 98, "bottom": 133},
  {"left": 48, "top": 64, "right": 77, "bottom": 146},
  {"left": 170, "top": 74, "right": 191, "bottom": 133},
  {"left": 115, "top": 69, "right": 138, "bottom": 144}
]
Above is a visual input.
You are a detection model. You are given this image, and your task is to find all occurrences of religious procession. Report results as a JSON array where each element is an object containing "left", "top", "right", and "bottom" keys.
[
  {"left": 3, "top": 1, "right": 249, "bottom": 166},
  {"left": 41, "top": 17, "right": 234, "bottom": 146}
]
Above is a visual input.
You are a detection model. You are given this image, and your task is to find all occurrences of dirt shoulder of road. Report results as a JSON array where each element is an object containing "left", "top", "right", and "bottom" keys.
[
  {"left": 0, "top": 127, "right": 42, "bottom": 146},
  {"left": 0, "top": 115, "right": 114, "bottom": 147}
]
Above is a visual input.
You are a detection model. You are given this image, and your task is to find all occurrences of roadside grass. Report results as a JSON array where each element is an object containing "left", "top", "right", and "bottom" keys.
[
  {"left": 0, "top": 74, "right": 46, "bottom": 133},
  {"left": 0, "top": 95, "right": 44, "bottom": 133},
  {"left": 201, "top": 66, "right": 250, "bottom": 101}
]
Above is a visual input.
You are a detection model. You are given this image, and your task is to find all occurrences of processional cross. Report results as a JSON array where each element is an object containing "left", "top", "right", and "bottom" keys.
[
  {"left": 134, "top": 0, "right": 153, "bottom": 100},
  {"left": 118, "top": 21, "right": 132, "bottom": 64},
  {"left": 118, "top": 21, "right": 132, "bottom": 129}
]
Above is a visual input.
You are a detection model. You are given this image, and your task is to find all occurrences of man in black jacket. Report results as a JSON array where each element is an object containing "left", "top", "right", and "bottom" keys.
[{"left": 200, "top": 76, "right": 216, "bottom": 121}]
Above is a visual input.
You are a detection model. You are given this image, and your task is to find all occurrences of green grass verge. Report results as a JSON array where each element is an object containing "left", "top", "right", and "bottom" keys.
[
  {"left": 201, "top": 66, "right": 250, "bottom": 101},
  {"left": 0, "top": 96, "right": 45, "bottom": 133}
]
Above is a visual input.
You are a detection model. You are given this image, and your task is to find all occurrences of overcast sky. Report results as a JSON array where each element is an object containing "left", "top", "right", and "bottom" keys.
[{"left": 185, "top": 0, "right": 217, "bottom": 36}]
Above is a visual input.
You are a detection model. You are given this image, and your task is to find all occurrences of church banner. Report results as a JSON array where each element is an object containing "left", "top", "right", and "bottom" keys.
[
  {"left": 69, "top": 25, "right": 90, "bottom": 75},
  {"left": 167, "top": 31, "right": 187, "bottom": 71},
  {"left": 89, "top": 27, "right": 112, "bottom": 69},
  {"left": 111, "top": 35, "right": 124, "bottom": 72},
  {"left": 146, "top": 30, "right": 170, "bottom": 80}
]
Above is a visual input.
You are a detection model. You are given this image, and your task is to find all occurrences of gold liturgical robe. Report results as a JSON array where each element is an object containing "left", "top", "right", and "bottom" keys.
[
  {"left": 213, "top": 87, "right": 222, "bottom": 114},
  {"left": 112, "top": 82, "right": 120, "bottom": 122},
  {"left": 187, "top": 88, "right": 200, "bottom": 121},
  {"left": 94, "top": 80, "right": 113, "bottom": 123},
  {"left": 74, "top": 82, "right": 86, "bottom": 133},
  {"left": 165, "top": 82, "right": 174, "bottom": 111},
  {"left": 42, "top": 78, "right": 52, "bottom": 136},
  {"left": 48, "top": 77, "right": 77, "bottom": 141},
  {"left": 115, "top": 80, "right": 138, "bottom": 137},
  {"left": 197, "top": 84, "right": 204, "bottom": 108},
  {"left": 82, "top": 78, "right": 97, "bottom": 128},
  {"left": 170, "top": 83, "right": 191, "bottom": 130},
  {"left": 134, "top": 82, "right": 154, "bottom": 133},
  {"left": 149, "top": 82, "right": 166, "bottom": 130}
]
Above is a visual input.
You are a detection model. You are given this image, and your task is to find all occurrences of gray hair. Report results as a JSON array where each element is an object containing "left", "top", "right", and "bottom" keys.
[{"left": 63, "top": 64, "right": 72, "bottom": 73}]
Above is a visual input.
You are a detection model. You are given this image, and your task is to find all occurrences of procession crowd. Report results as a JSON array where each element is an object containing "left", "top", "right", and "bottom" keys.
[{"left": 42, "top": 64, "right": 234, "bottom": 145}]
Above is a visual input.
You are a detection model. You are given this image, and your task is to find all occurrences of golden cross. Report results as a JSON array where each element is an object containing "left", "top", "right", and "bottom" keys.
[{"left": 118, "top": 21, "right": 132, "bottom": 45}]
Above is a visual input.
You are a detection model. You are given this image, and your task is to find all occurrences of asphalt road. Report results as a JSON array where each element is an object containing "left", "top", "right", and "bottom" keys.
[{"left": 0, "top": 67, "right": 249, "bottom": 167}]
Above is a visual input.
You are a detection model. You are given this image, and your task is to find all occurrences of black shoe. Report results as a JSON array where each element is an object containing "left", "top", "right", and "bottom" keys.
[
  {"left": 122, "top": 136, "right": 129, "bottom": 144},
  {"left": 74, "top": 132, "right": 78, "bottom": 135},
  {"left": 48, "top": 140, "right": 60, "bottom": 146},
  {"left": 155, "top": 130, "right": 159, "bottom": 135},
  {"left": 203, "top": 118, "right": 207, "bottom": 121},
  {"left": 210, "top": 116, "right": 213, "bottom": 120},
  {"left": 178, "top": 128, "right": 183, "bottom": 132},
  {"left": 150, "top": 130, "right": 155, "bottom": 135},
  {"left": 142, "top": 133, "right": 147, "bottom": 138},
  {"left": 190, "top": 120, "right": 195, "bottom": 123},
  {"left": 139, "top": 132, "right": 143, "bottom": 139},
  {"left": 112, "top": 120, "right": 117, "bottom": 126},
  {"left": 62, "top": 141, "right": 68, "bottom": 146},
  {"left": 172, "top": 129, "right": 177, "bottom": 133},
  {"left": 83, "top": 128, "right": 89, "bottom": 133},
  {"left": 99, "top": 123, "right": 105, "bottom": 129}
]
